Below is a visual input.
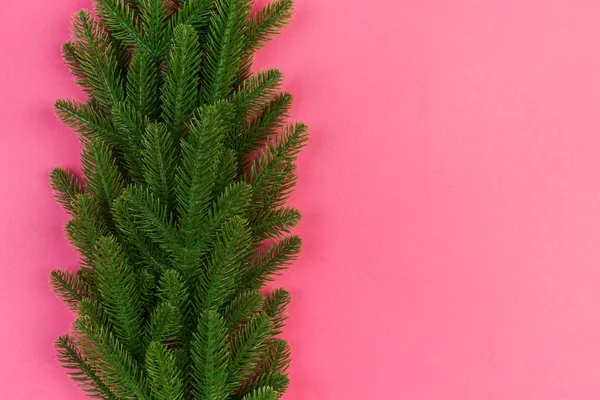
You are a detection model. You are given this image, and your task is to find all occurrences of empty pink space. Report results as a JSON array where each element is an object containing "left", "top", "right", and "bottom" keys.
[{"left": 4, "top": 0, "right": 600, "bottom": 399}]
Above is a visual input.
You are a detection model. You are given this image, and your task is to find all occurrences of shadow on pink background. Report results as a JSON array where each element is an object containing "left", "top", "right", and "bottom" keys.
[{"left": 3, "top": 0, "right": 600, "bottom": 399}]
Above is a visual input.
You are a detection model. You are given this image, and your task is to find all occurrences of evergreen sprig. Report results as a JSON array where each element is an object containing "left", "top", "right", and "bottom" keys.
[{"left": 50, "top": 0, "right": 304, "bottom": 399}]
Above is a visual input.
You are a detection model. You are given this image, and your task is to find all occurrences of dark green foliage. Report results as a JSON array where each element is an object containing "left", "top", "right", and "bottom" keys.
[
  {"left": 237, "top": 92, "right": 293, "bottom": 159},
  {"left": 51, "top": 1, "right": 305, "bottom": 399},
  {"left": 201, "top": 0, "right": 251, "bottom": 103},
  {"left": 81, "top": 140, "right": 124, "bottom": 215},
  {"left": 66, "top": 193, "right": 109, "bottom": 264},
  {"left": 50, "top": 269, "right": 88, "bottom": 310},
  {"left": 242, "top": 235, "right": 301, "bottom": 291},
  {"left": 54, "top": 99, "right": 115, "bottom": 142},
  {"left": 241, "top": 386, "right": 278, "bottom": 400},
  {"left": 161, "top": 24, "right": 202, "bottom": 134},
  {"left": 245, "top": 0, "right": 293, "bottom": 53},
  {"left": 224, "top": 290, "right": 263, "bottom": 329},
  {"left": 263, "top": 288, "right": 291, "bottom": 336},
  {"left": 50, "top": 168, "right": 83, "bottom": 214},
  {"left": 126, "top": 49, "right": 160, "bottom": 115},
  {"left": 111, "top": 101, "right": 149, "bottom": 181},
  {"left": 69, "top": 10, "right": 125, "bottom": 110},
  {"left": 227, "top": 314, "right": 272, "bottom": 390},
  {"left": 232, "top": 69, "right": 283, "bottom": 119},
  {"left": 191, "top": 310, "right": 230, "bottom": 400},
  {"left": 141, "top": 122, "right": 178, "bottom": 209},
  {"left": 55, "top": 335, "right": 118, "bottom": 399},
  {"left": 93, "top": 235, "right": 145, "bottom": 356},
  {"left": 146, "top": 341, "right": 185, "bottom": 400}
]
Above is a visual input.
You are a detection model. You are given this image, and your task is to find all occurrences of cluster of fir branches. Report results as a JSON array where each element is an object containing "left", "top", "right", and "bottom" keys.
[{"left": 48, "top": 0, "right": 307, "bottom": 399}]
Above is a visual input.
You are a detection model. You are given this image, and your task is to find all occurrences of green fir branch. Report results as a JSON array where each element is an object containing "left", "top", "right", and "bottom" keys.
[
  {"left": 263, "top": 288, "right": 291, "bottom": 336},
  {"left": 119, "top": 185, "right": 181, "bottom": 253},
  {"left": 81, "top": 140, "right": 125, "bottom": 216},
  {"left": 54, "top": 99, "right": 116, "bottom": 142},
  {"left": 242, "top": 235, "right": 301, "bottom": 290},
  {"left": 141, "top": 122, "right": 179, "bottom": 209},
  {"left": 55, "top": 335, "right": 117, "bottom": 400},
  {"left": 139, "top": 0, "right": 172, "bottom": 54},
  {"left": 201, "top": 0, "right": 252, "bottom": 103},
  {"left": 236, "top": 92, "right": 293, "bottom": 159},
  {"left": 176, "top": 0, "right": 214, "bottom": 34},
  {"left": 224, "top": 290, "right": 264, "bottom": 330},
  {"left": 112, "top": 194, "right": 171, "bottom": 272},
  {"left": 70, "top": 10, "right": 125, "bottom": 110},
  {"left": 198, "top": 216, "right": 251, "bottom": 310},
  {"left": 161, "top": 24, "right": 202, "bottom": 134},
  {"left": 50, "top": 269, "right": 88, "bottom": 311},
  {"left": 111, "top": 101, "right": 149, "bottom": 182},
  {"left": 52, "top": 2, "right": 306, "bottom": 398},
  {"left": 94, "top": 0, "right": 155, "bottom": 54},
  {"left": 76, "top": 316, "right": 151, "bottom": 400},
  {"left": 242, "top": 373, "right": 289, "bottom": 398},
  {"left": 66, "top": 193, "right": 109, "bottom": 263},
  {"left": 260, "top": 338, "right": 291, "bottom": 373},
  {"left": 252, "top": 205, "right": 301, "bottom": 240},
  {"left": 126, "top": 48, "right": 161, "bottom": 115},
  {"left": 145, "top": 341, "right": 186, "bottom": 400},
  {"left": 144, "top": 301, "right": 180, "bottom": 345},
  {"left": 176, "top": 103, "right": 233, "bottom": 251},
  {"left": 49, "top": 168, "right": 83, "bottom": 215},
  {"left": 227, "top": 314, "right": 272, "bottom": 390},
  {"left": 241, "top": 386, "right": 279, "bottom": 400},
  {"left": 93, "top": 235, "right": 145, "bottom": 356},
  {"left": 245, "top": 0, "right": 294, "bottom": 53},
  {"left": 191, "top": 309, "right": 230, "bottom": 400},
  {"left": 232, "top": 69, "right": 284, "bottom": 118}
]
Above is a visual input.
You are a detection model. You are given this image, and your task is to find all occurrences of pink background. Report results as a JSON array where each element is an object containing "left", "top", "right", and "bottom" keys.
[{"left": 4, "top": 0, "right": 600, "bottom": 399}]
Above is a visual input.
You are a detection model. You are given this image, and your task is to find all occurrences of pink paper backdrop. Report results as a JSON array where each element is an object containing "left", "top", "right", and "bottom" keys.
[{"left": 3, "top": 0, "right": 600, "bottom": 399}]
